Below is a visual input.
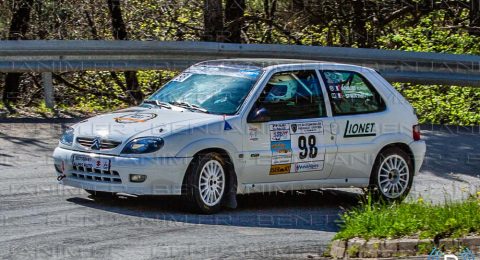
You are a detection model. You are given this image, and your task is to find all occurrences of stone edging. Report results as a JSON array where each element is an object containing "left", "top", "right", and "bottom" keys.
[{"left": 330, "top": 236, "right": 480, "bottom": 258}]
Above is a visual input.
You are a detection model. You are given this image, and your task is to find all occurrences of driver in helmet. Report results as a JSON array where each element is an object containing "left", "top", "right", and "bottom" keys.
[{"left": 264, "top": 80, "right": 298, "bottom": 103}]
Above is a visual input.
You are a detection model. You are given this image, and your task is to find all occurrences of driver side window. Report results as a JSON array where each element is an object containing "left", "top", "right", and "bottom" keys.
[{"left": 255, "top": 70, "right": 326, "bottom": 121}]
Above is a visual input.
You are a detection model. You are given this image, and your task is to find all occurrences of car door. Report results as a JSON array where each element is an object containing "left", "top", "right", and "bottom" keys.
[
  {"left": 319, "top": 69, "right": 388, "bottom": 180},
  {"left": 241, "top": 69, "right": 337, "bottom": 184}
]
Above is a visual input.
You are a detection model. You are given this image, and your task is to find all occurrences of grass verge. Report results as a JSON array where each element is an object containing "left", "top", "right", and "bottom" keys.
[{"left": 334, "top": 193, "right": 480, "bottom": 241}]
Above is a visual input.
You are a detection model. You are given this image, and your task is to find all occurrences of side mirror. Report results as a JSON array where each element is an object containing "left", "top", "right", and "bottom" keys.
[{"left": 247, "top": 106, "right": 270, "bottom": 123}]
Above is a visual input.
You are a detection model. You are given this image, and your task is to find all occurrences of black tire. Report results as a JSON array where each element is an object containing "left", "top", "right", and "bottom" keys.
[
  {"left": 85, "top": 189, "right": 115, "bottom": 199},
  {"left": 184, "top": 152, "right": 229, "bottom": 214},
  {"left": 369, "top": 147, "right": 414, "bottom": 202}
]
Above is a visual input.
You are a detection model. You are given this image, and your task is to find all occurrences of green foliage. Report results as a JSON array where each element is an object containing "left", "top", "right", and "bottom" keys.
[
  {"left": 61, "top": 71, "right": 126, "bottom": 112},
  {"left": 346, "top": 244, "right": 361, "bottom": 257},
  {"left": 125, "top": 0, "right": 202, "bottom": 41},
  {"left": 394, "top": 84, "right": 480, "bottom": 125},
  {"left": 52, "top": 70, "right": 177, "bottom": 114},
  {"left": 334, "top": 193, "right": 480, "bottom": 240},
  {"left": 374, "top": 11, "right": 480, "bottom": 125},
  {"left": 137, "top": 70, "right": 176, "bottom": 96},
  {"left": 417, "top": 242, "right": 434, "bottom": 255},
  {"left": 378, "top": 11, "right": 480, "bottom": 55},
  {"left": 35, "top": 101, "right": 54, "bottom": 114}
]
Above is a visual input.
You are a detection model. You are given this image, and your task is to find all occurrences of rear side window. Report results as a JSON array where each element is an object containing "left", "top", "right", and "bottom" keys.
[{"left": 320, "top": 70, "right": 386, "bottom": 115}]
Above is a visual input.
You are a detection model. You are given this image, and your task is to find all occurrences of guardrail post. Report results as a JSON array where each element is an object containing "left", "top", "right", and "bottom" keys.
[{"left": 42, "top": 72, "right": 54, "bottom": 109}]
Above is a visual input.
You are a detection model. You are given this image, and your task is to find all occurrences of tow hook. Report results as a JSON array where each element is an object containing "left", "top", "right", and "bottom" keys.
[{"left": 57, "top": 174, "right": 66, "bottom": 181}]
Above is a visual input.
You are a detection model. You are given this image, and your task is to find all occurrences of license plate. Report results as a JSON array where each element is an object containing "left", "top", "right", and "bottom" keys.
[{"left": 73, "top": 155, "right": 110, "bottom": 171}]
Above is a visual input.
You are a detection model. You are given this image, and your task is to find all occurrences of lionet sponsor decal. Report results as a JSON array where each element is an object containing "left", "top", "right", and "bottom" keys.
[{"left": 343, "top": 120, "right": 376, "bottom": 138}]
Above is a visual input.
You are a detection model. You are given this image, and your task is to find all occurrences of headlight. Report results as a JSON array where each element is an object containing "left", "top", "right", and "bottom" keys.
[
  {"left": 121, "top": 137, "right": 164, "bottom": 154},
  {"left": 60, "top": 127, "right": 74, "bottom": 146}
]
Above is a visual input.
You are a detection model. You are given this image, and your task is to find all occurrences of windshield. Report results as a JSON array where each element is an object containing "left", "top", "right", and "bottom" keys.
[{"left": 147, "top": 65, "right": 262, "bottom": 115}]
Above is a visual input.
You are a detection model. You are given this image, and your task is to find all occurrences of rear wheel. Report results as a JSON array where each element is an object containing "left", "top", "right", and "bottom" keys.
[
  {"left": 184, "top": 152, "right": 227, "bottom": 214},
  {"left": 369, "top": 147, "right": 414, "bottom": 202}
]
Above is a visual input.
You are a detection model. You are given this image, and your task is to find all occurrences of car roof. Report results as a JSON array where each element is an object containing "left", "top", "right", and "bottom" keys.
[{"left": 195, "top": 58, "right": 338, "bottom": 70}]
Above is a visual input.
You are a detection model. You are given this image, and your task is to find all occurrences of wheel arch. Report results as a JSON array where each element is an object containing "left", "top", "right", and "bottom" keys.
[
  {"left": 370, "top": 142, "right": 415, "bottom": 184},
  {"left": 175, "top": 138, "right": 238, "bottom": 158},
  {"left": 181, "top": 147, "right": 238, "bottom": 196}
]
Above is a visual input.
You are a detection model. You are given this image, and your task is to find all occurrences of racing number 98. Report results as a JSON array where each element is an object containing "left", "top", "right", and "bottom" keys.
[{"left": 298, "top": 135, "right": 318, "bottom": 159}]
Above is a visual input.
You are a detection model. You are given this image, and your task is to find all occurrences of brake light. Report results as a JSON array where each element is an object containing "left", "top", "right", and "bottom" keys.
[{"left": 413, "top": 125, "right": 421, "bottom": 141}]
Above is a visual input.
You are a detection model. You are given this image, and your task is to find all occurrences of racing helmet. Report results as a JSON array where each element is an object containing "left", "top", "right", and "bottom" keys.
[{"left": 265, "top": 81, "right": 297, "bottom": 102}]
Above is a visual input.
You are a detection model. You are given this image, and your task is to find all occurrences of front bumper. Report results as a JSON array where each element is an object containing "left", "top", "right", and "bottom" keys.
[
  {"left": 409, "top": 140, "right": 426, "bottom": 175},
  {"left": 53, "top": 147, "right": 192, "bottom": 195}
]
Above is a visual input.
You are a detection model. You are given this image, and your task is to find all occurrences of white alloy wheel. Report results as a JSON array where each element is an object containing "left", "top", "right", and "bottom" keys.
[
  {"left": 198, "top": 160, "right": 225, "bottom": 206},
  {"left": 377, "top": 154, "right": 410, "bottom": 199}
]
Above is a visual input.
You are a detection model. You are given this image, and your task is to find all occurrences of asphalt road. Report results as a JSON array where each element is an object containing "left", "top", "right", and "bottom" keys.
[{"left": 0, "top": 121, "right": 479, "bottom": 260}]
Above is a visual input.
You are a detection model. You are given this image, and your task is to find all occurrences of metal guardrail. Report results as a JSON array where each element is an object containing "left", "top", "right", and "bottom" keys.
[{"left": 1, "top": 40, "right": 480, "bottom": 86}]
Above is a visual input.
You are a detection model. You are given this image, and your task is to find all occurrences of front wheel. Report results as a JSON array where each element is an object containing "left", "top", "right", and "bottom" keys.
[
  {"left": 184, "top": 152, "right": 228, "bottom": 214},
  {"left": 369, "top": 147, "right": 414, "bottom": 202}
]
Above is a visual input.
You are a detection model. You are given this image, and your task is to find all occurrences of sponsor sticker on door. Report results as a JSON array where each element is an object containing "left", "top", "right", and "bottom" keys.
[
  {"left": 269, "top": 164, "right": 291, "bottom": 175},
  {"left": 271, "top": 140, "right": 291, "bottom": 155},
  {"left": 272, "top": 155, "right": 292, "bottom": 165},
  {"left": 295, "top": 161, "right": 323, "bottom": 172},
  {"left": 268, "top": 121, "right": 325, "bottom": 174}
]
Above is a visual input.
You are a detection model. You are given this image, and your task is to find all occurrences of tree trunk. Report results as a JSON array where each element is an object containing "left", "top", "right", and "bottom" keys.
[
  {"left": 225, "top": 0, "right": 245, "bottom": 43},
  {"left": 291, "top": 0, "right": 304, "bottom": 13},
  {"left": 203, "top": 0, "right": 224, "bottom": 42},
  {"left": 352, "top": 0, "right": 368, "bottom": 47},
  {"left": 106, "top": 0, "right": 143, "bottom": 104},
  {"left": 470, "top": 0, "right": 480, "bottom": 35},
  {"left": 3, "top": 0, "right": 34, "bottom": 108},
  {"left": 263, "top": 0, "right": 277, "bottom": 43}
]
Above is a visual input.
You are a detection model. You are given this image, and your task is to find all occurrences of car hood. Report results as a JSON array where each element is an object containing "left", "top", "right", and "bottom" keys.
[{"left": 73, "top": 107, "right": 221, "bottom": 142}]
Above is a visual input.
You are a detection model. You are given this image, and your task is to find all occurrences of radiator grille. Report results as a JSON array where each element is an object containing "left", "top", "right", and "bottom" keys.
[
  {"left": 70, "top": 165, "right": 122, "bottom": 183},
  {"left": 76, "top": 137, "right": 122, "bottom": 150}
]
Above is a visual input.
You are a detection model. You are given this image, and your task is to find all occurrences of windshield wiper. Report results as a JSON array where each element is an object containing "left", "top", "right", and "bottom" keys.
[
  {"left": 169, "top": 101, "right": 209, "bottom": 113},
  {"left": 143, "top": 100, "right": 172, "bottom": 109}
]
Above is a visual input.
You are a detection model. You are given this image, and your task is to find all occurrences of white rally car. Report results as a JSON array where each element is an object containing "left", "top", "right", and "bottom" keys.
[{"left": 53, "top": 59, "right": 426, "bottom": 214}]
